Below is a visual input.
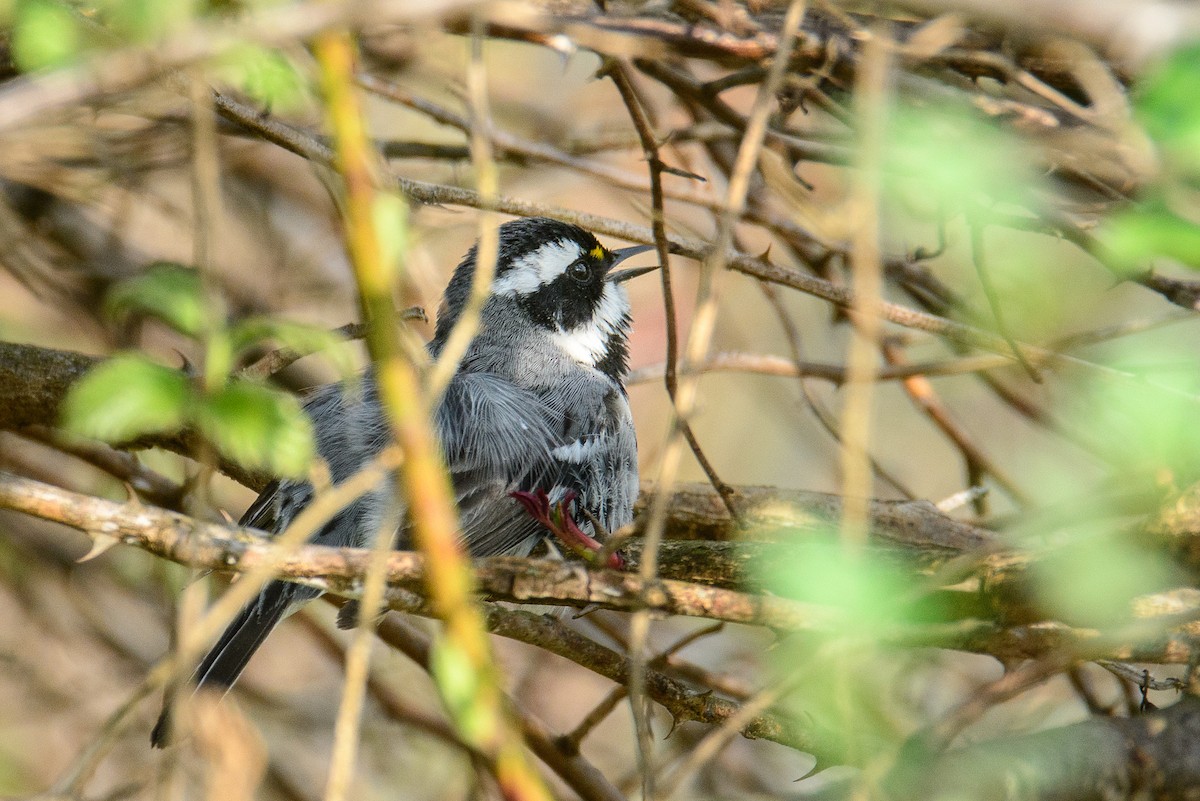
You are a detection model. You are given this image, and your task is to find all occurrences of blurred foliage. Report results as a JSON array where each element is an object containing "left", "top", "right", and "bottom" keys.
[
  {"left": 60, "top": 262, "right": 357, "bottom": 478},
  {"left": 761, "top": 534, "right": 914, "bottom": 633},
  {"left": 11, "top": 0, "right": 79, "bottom": 70},
  {"left": 194, "top": 382, "right": 314, "bottom": 477},
  {"left": 1078, "top": 339, "right": 1200, "bottom": 484},
  {"left": 1101, "top": 200, "right": 1200, "bottom": 274},
  {"left": 96, "top": 0, "right": 197, "bottom": 41},
  {"left": 1032, "top": 524, "right": 1181, "bottom": 627},
  {"left": 1101, "top": 43, "right": 1200, "bottom": 271},
  {"left": 216, "top": 43, "right": 311, "bottom": 112},
  {"left": 1137, "top": 43, "right": 1200, "bottom": 177},
  {"left": 883, "top": 100, "right": 1039, "bottom": 217},
  {"left": 11, "top": 0, "right": 310, "bottom": 109},
  {"left": 62, "top": 353, "right": 190, "bottom": 442},
  {"left": 106, "top": 262, "right": 213, "bottom": 338}
]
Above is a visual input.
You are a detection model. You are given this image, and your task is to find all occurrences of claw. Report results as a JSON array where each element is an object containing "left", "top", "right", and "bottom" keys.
[{"left": 510, "top": 489, "right": 624, "bottom": 568}]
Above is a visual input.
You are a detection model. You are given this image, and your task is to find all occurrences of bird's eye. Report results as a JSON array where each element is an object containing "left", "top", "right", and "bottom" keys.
[{"left": 567, "top": 259, "right": 591, "bottom": 284}]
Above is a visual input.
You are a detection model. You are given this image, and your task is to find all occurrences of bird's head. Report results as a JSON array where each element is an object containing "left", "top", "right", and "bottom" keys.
[{"left": 435, "top": 217, "right": 655, "bottom": 378}]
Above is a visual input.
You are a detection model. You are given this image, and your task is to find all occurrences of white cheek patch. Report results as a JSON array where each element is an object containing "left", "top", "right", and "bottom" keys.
[
  {"left": 492, "top": 240, "right": 582, "bottom": 296},
  {"left": 550, "top": 283, "right": 629, "bottom": 367}
]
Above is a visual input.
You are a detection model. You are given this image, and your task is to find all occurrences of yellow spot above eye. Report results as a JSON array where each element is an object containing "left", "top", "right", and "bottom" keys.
[{"left": 590, "top": 245, "right": 606, "bottom": 260}]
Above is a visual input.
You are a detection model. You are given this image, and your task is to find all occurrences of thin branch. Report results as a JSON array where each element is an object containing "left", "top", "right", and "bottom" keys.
[
  {"left": 604, "top": 60, "right": 735, "bottom": 518},
  {"left": 0, "top": 0, "right": 483, "bottom": 132},
  {"left": 314, "top": 29, "right": 552, "bottom": 801},
  {"left": 880, "top": 339, "right": 1030, "bottom": 507},
  {"left": 367, "top": 609, "right": 628, "bottom": 801},
  {"left": 840, "top": 27, "right": 891, "bottom": 547},
  {"left": 210, "top": 91, "right": 1165, "bottom": 391}
]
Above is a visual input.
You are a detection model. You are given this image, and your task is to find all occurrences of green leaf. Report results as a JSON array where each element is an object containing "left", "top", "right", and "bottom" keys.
[
  {"left": 194, "top": 382, "right": 313, "bottom": 478},
  {"left": 1033, "top": 528, "right": 1179, "bottom": 627},
  {"left": 1098, "top": 205, "right": 1200, "bottom": 273},
  {"left": 759, "top": 536, "right": 912, "bottom": 631},
  {"left": 13, "top": 0, "right": 82, "bottom": 72},
  {"left": 62, "top": 354, "right": 190, "bottom": 442},
  {"left": 1137, "top": 43, "right": 1200, "bottom": 173},
  {"left": 1071, "top": 339, "right": 1200, "bottom": 483},
  {"left": 105, "top": 263, "right": 211, "bottom": 337},
  {"left": 97, "top": 0, "right": 197, "bottom": 41},
  {"left": 229, "top": 317, "right": 355, "bottom": 377},
  {"left": 884, "top": 101, "right": 1036, "bottom": 214},
  {"left": 216, "top": 44, "right": 309, "bottom": 112}
]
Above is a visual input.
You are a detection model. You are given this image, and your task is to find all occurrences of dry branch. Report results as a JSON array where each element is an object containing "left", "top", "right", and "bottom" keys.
[{"left": 3, "top": 468, "right": 1200, "bottom": 668}]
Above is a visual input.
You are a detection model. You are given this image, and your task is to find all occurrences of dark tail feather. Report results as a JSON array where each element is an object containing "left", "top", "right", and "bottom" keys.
[{"left": 151, "top": 581, "right": 298, "bottom": 748}]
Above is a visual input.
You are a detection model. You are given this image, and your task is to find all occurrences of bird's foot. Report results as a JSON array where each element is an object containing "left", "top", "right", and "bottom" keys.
[{"left": 510, "top": 488, "right": 624, "bottom": 569}]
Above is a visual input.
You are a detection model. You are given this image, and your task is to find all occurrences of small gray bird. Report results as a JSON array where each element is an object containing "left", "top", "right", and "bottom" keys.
[{"left": 151, "top": 217, "right": 654, "bottom": 746}]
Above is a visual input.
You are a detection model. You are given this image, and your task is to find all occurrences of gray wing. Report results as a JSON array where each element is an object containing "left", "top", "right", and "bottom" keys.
[
  {"left": 434, "top": 371, "right": 563, "bottom": 557},
  {"left": 536, "top": 375, "right": 640, "bottom": 536}
]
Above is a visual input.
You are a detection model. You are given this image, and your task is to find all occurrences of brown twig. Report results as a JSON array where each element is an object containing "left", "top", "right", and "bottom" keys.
[{"left": 603, "top": 59, "right": 736, "bottom": 519}]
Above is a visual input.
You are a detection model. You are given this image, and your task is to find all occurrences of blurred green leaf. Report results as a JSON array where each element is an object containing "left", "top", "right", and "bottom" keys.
[
  {"left": 194, "top": 382, "right": 313, "bottom": 477},
  {"left": 1074, "top": 339, "right": 1200, "bottom": 483},
  {"left": 229, "top": 317, "right": 354, "bottom": 376},
  {"left": 105, "top": 262, "right": 211, "bottom": 337},
  {"left": 216, "top": 44, "right": 309, "bottom": 112},
  {"left": 13, "top": 0, "right": 82, "bottom": 71},
  {"left": 759, "top": 536, "right": 912, "bottom": 631},
  {"left": 1033, "top": 528, "right": 1180, "bottom": 627},
  {"left": 97, "top": 0, "right": 197, "bottom": 40},
  {"left": 204, "top": 328, "right": 235, "bottom": 389},
  {"left": 884, "top": 101, "right": 1037, "bottom": 215},
  {"left": 62, "top": 354, "right": 189, "bottom": 442},
  {"left": 1137, "top": 43, "right": 1200, "bottom": 173},
  {"left": 1099, "top": 204, "right": 1200, "bottom": 273}
]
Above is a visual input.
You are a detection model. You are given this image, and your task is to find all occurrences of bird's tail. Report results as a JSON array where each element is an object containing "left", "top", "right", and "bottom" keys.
[{"left": 151, "top": 581, "right": 305, "bottom": 748}]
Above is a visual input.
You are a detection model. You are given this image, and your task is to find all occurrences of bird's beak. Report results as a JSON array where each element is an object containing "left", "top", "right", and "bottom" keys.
[{"left": 606, "top": 244, "right": 658, "bottom": 284}]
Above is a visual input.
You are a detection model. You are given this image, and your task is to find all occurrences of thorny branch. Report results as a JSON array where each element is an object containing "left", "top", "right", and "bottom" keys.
[
  {"left": 6, "top": 468, "right": 1200, "bottom": 663},
  {"left": 6, "top": 468, "right": 1200, "bottom": 781}
]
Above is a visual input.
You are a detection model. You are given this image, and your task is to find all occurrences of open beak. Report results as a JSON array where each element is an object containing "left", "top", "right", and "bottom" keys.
[{"left": 605, "top": 244, "right": 658, "bottom": 284}]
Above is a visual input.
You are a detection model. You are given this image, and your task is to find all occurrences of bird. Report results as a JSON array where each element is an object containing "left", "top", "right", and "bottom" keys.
[{"left": 151, "top": 216, "right": 655, "bottom": 747}]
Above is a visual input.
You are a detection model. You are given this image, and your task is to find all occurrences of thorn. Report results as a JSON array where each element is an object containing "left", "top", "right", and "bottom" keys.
[
  {"left": 593, "top": 54, "right": 619, "bottom": 82},
  {"left": 175, "top": 350, "right": 198, "bottom": 378},
  {"left": 121, "top": 481, "right": 142, "bottom": 507},
  {"left": 657, "top": 162, "right": 708, "bottom": 182},
  {"left": 78, "top": 534, "right": 119, "bottom": 563},
  {"left": 758, "top": 243, "right": 773, "bottom": 261}
]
